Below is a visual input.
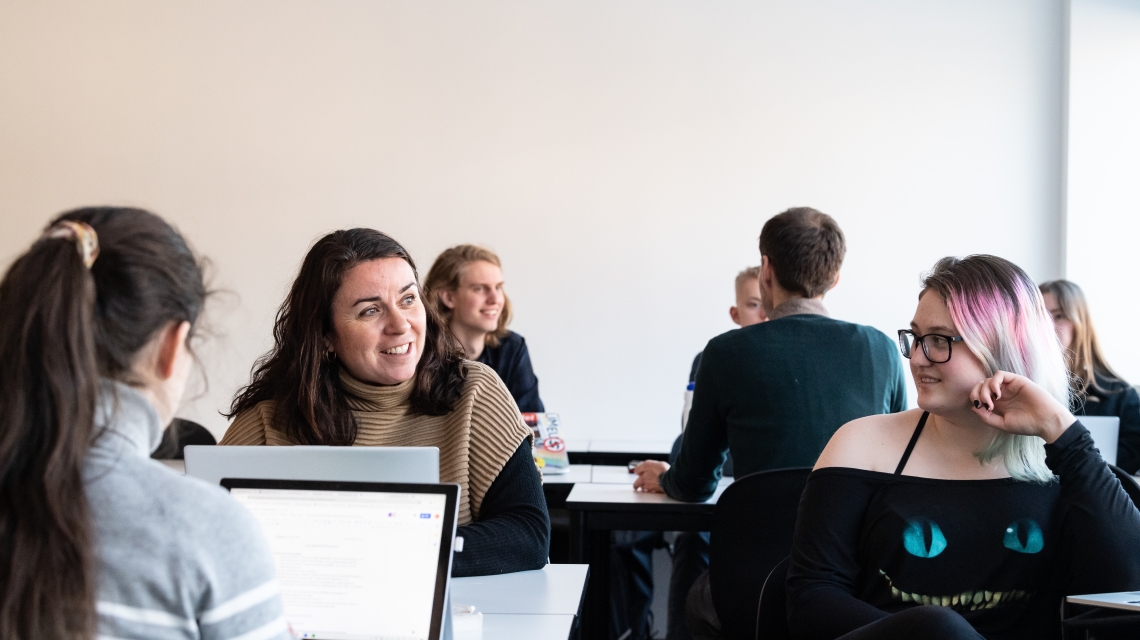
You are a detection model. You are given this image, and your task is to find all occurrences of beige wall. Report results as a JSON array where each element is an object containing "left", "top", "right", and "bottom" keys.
[
  {"left": 0, "top": 0, "right": 1065, "bottom": 440},
  {"left": 1067, "top": 0, "right": 1140, "bottom": 386}
]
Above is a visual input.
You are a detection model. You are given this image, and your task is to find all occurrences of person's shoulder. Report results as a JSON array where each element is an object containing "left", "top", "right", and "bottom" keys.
[
  {"left": 462, "top": 360, "right": 520, "bottom": 407},
  {"left": 463, "top": 359, "right": 501, "bottom": 386},
  {"left": 500, "top": 330, "right": 525, "bottom": 346},
  {"left": 815, "top": 409, "right": 924, "bottom": 473},
  {"left": 220, "top": 400, "right": 278, "bottom": 445},
  {"left": 1093, "top": 373, "right": 1135, "bottom": 394},
  {"left": 94, "top": 457, "right": 268, "bottom": 550},
  {"left": 459, "top": 361, "right": 531, "bottom": 436}
]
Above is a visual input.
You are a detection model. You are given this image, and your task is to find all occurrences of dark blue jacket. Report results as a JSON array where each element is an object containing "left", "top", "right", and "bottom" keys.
[{"left": 477, "top": 330, "right": 545, "bottom": 413}]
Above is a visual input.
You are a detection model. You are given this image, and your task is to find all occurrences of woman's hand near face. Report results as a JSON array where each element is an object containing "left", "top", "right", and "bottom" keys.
[{"left": 971, "top": 371, "right": 1076, "bottom": 444}]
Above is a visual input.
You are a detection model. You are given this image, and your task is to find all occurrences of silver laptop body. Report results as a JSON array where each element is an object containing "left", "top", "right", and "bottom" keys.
[
  {"left": 1078, "top": 416, "right": 1120, "bottom": 466},
  {"left": 184, "top": 445, "right": 439, "bottom": 486}
]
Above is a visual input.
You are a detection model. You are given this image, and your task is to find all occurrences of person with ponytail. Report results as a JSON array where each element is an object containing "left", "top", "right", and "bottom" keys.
[
  {"left": 1039, "top": 279, "right": 1140, "bottom": 474},
  {"left": 0, "top": 207, "right": 289, "bottom": 640},
  {"left": 785, "top": 255, "right": 1140, "bottom": 640}
]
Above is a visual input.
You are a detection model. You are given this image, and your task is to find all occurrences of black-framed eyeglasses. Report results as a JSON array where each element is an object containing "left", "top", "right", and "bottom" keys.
[{"left": 898, "top": 330, "right": 964, "bottom": 364}]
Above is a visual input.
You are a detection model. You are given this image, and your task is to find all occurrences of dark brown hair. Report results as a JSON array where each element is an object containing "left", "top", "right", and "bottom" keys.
[
  {"left": 1038, "top": 279, "right": 1126, "bottom": 397},
  {"left": 423, "top": 244, "right": 512, "bottom": 349},
  {"left": 228, "top": 229, "right": 466, "bottom": 445},
  {"left": 758, "top": 207, "right": 845, "bottom": 298},
  {"left": 0, "top": 207, "right": 205, "bottom": 640}
]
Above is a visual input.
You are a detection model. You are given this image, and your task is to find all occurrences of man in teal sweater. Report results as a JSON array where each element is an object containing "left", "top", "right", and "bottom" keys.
[{"left": 634, "top": 207, "right": 906, "bottom": 501}]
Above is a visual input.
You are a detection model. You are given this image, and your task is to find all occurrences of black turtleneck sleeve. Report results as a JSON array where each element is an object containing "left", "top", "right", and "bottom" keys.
[{"left": 452, "top": 437, "right": 550, "bottom": 576}]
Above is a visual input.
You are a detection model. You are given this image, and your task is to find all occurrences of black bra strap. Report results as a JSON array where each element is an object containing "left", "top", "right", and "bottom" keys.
[{"left": 894, "top": 412, "right": 930, "bottom": 476}]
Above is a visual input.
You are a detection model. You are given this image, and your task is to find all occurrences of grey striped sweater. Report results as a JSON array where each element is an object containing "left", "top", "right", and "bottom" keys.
[{"left": 86, "top": 380, "right": 290, "bottom": 640}]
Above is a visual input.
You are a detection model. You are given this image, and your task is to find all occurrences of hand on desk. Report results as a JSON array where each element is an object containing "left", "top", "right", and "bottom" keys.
[{"left": 632, "top": 460, "right": 670, "bottom": 494}]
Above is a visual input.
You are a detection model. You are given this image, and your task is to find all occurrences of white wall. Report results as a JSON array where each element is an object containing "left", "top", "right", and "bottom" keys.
[
  {"left": 0, "top": 0, "right": 1065, "bottom": 441},
  {"left": 1067, "top": 0, "right": 1140, "bottom": 385}
]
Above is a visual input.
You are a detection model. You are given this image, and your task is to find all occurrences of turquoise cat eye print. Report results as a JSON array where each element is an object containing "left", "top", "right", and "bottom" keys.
[
  {"left": 903, "top": 518, "right": 947, "bottom": 558},
  {"left": 1003, "top": 519, "right": 1044, "bottom": 554}
]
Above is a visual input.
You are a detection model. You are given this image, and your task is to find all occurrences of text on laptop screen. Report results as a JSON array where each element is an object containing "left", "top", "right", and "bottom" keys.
[{"left": 230, "top": 488, "right": 447, "bottom": 640}]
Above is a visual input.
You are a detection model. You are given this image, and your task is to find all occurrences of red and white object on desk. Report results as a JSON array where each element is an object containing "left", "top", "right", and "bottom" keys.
[{"left": 524, "top": 412, "right": 570, "bottom": 475}]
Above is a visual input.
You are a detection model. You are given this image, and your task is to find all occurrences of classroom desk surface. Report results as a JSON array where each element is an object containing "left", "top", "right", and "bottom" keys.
[
  {"left": 566, "top": 477, "right": 732, "bottom": 511},
  {"left": 589, "top": 464, "right": 639, "bottom": 484},
  {"left": 568, "top": 438, "right": 677, "bottom": 465},
  {"left": 481, "top": 614, "right": 576, "bottom": 640},
  {"left": 565, "top": 478, "right": 732, "bottom": 638},
  {"left": 542, "top": 464, "right": 592, "bottom": 484},
  {"left": 450, "top": 564, "right": 589, "bottom": 616}
]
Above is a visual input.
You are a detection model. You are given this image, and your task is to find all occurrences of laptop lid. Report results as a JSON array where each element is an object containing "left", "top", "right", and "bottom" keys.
[
  {"left": 1079, "top": 416, "right": 1120, "bottom": 466},
  {"left": 185, "top": 446, "right": 439, "bottom": 486},
  {"left": 1067, "top": 591, "right": 1140, "bottom": 612},
  {"left": 223, "top": 479, "right": 460, "bottom": 640}
]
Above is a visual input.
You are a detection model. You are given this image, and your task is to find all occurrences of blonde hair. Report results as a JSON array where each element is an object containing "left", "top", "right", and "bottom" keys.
[
  {"left": 922, "top": 256, "right": 1070, "bottom": 483},
  {"left": 1038, "top": 279, "right": 1127, "bottom": 398},
  {"left": 423, "top": 245, "right": 512, "bottom": 349},
  {"left": 734, "top": 266, "right": 761, "bottom": 297}
]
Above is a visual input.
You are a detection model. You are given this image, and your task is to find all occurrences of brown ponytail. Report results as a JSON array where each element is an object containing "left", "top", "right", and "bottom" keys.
[{"left": 0, "top": 207, "right": 206, "bottom": 640}]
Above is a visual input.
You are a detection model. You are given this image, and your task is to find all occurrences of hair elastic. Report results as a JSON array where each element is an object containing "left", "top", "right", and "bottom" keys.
[{"left": 44, "top": 220, "right": 100, "bottom": 269}]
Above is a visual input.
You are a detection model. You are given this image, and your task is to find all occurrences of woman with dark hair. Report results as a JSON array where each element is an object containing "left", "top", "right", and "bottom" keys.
[
  {"left": 0, "top": 207, "right": 288, "bottom": 640},
  {"left": 786, "top": 255, "right": 1140, "bottom": 640},
  {"left": 1039, "top": 279, "right": 1140, "bottom": 474},
  {"left": 423, "top": 244, "right": 545, "bottom": 412},
  {"left": 222, "top": 228, "right": 550, "bottom": 577}
]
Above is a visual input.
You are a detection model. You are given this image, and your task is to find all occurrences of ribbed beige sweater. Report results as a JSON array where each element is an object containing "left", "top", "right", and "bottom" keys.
[{"left": 220, "top": 361, "right": 531, "bottom": 526}]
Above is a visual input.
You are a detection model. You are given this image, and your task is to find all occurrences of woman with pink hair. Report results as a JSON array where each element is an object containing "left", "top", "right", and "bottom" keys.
[{"left": 785, "top": 255, "right": 1140, "bottom": 640}]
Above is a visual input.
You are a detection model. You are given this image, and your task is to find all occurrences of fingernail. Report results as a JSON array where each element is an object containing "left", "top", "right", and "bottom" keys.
[
  {"left": 984, "top": 404, "right": 991, "bottom": 411},
  {"left": 974, "top": 400, "right": 980, "bottom": 408}
]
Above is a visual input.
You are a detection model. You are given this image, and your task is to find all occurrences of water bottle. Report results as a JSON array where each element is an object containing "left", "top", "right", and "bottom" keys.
[{"left": 681, "top": 381, "right": 695, "bottom": 431}]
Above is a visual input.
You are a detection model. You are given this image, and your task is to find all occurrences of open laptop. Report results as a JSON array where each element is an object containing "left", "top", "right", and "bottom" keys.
[
  {"left": 1067, "top": 591, "right": 1140, "bottom": 612},
  {"left": 1078, "top": 416, "right": 1120, "bottom": 466},
  {"left": 223, "top": 479, "right": 460, "bottom": 640},
  {"left": 184, "top": 446, "right": 439, "bottom": 486}
]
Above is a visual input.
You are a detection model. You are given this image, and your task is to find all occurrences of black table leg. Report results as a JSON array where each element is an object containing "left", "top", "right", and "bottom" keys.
[
  {"left": 580, "top": 527, "right": 611, "bottom": 640},
  {"left": 570, "top": 510, "right": 585, "bottom": 563}
]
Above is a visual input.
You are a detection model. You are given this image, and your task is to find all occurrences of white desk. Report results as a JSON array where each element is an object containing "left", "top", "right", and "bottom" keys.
[
  {"left": 566, "top": 477, "right": 732, "bottom": 506},
  {"left": 590, "top": 464, "right": 636, "bottom": 484},
  {"left": 542, "top": 464, "right": 592, "bottom": 484},
  {"left": 481, "top": 614, "right": 575, "bottom": 640},
  {"left": 565, "top": 478, "right": 732, "bottom": 639},
  {"left": 450, "top": 564, "right": 588, "bottom": 616},
  {"left": 588, "top": 439, "right": 674, "bottom": 455}
]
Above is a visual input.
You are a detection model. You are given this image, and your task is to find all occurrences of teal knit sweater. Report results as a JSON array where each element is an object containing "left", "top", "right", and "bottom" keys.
[{"left": 661, "top": 312, "right": 906, "bottom": 501}]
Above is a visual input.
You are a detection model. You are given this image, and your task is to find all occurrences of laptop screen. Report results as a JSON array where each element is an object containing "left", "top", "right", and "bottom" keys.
[{"left": 227, "top": 482, "right": 457, "bottom": 640}]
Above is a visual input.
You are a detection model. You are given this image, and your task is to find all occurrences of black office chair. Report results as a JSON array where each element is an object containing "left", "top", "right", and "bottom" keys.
[
  {"left": 1109, "top": 464, "right": 1140, "bottom": 509},
  {"left": 151, "top": 418, "right": 216, "bottom": 460},
  {"left": 708, "top": 467, "right": 811, "bottom": 639},
  {"left": 755, "top": 557, "right": 791, "bottom": 640}
]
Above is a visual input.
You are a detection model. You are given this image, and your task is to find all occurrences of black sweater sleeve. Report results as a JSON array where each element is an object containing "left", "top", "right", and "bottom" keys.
[
  {"left": 785, "top": 470, "right": 891, "bottom": 640},
  {"left": 451, "top": 438, "right": 551, "bottom": 577},
  {"left": 1045, "top": 421, "right": 1140, "bottom": 595}
]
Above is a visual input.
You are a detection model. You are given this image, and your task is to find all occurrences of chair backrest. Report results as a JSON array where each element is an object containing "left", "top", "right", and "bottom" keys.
[
  {"left": 1109, "top": 464, "right": 1140, "bottom": 510},
  {"left": 755, "top": 557, "right": 791, "bottom": 640},
  {"left": 709, "top": 467, "right": 811, "bottom": 639}
]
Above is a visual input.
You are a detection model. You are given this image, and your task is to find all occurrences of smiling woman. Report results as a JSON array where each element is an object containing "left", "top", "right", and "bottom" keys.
[
  {"left": 221, "top": 229, "right": 550, "bottom": 577},
  {"left": 784, "top": 255, "right": 1140, "bottom": 640}
]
